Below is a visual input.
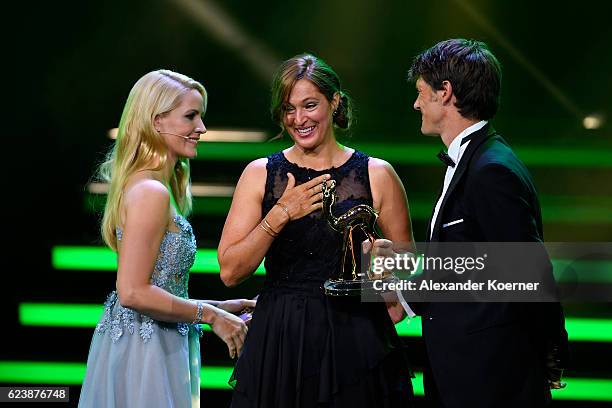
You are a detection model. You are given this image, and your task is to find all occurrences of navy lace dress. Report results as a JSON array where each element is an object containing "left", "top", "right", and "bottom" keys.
[{"left": 230, "top": 151, "right": 414, "bottom": 407}]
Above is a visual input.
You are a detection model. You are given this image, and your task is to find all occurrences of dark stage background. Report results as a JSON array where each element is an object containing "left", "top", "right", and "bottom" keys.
[{"left": 4, "top": 0, "right": 612, "bottom": 406}]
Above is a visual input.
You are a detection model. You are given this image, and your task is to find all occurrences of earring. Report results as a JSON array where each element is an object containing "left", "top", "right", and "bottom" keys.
[{"left": 332, "top": 109, "right": 338, "bottom": 117}]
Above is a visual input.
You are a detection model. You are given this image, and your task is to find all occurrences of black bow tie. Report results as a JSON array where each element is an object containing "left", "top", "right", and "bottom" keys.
[{"left": 437, "top": 150, "right": 455, "bottom": 168}]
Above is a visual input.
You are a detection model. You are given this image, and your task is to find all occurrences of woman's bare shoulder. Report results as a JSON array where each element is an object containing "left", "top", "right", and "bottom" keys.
[
  {"left": 124, "top": 174, "right": 169, "bottom": 202},
  {"left": 122, "top": 176, "right": 170, "bottom": 224},
  {"left": 368, "top": 156, "right": 396, "bottom": 179},
  {"left": 238, "top": 158, "right": 268, "bottom": 184},
  {"left": 244, "top": 158, "right": 268, "bottom": 173}
]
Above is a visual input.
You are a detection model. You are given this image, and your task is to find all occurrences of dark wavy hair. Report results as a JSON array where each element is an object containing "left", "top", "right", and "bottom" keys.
[
  {"left": 407, "top": 39, "right": 502, "bottom": 120},
  {"left": 270, "top": 53, "right": 353, "bottom": 133}
]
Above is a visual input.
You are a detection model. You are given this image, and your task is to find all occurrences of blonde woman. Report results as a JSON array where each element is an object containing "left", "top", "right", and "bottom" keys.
[{"left": 79, "top": 70, "right": 253, "bottom": 407}]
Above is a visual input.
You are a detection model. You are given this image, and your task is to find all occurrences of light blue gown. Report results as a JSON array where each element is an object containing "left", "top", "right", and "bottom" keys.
[{"left": 79, "top": 214, "right": 202, "bottom": 407}]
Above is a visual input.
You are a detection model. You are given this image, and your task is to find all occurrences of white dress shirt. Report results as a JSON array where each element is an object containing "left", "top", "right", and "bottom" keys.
[
  {"left": 429, "top": 120, "right": 488, "bottom": 239},
  {"left": 396, "top": 121, "right": 488, "bottom": 320}
]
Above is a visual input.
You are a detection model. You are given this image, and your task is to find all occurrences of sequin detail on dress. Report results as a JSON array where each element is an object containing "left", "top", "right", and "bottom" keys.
[{"left": 95, "top": 214, "right": 199, "bottom": 343}]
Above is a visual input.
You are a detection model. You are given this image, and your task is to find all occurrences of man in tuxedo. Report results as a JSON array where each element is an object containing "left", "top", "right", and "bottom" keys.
[{"left": 403, "top": 39, "right": 569, "bottom": 407}]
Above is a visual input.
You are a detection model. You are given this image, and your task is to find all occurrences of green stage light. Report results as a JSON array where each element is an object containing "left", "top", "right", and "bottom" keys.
[
  {"left": 52, "top": 246, "right": 266, "bottom": 275},
  {"left": 0, "top": 361, "right": 418, "bottom": 393},
  {"left": 20, "top": 303, "right": 103, "bottom": 328},
  {"left": 0, "top": 361, "right": 86, "bottom": 385},
  {"left": 394, "top": 316, "right": 612, "bottom": 343},
  {"left": 185, "top": 194, "right": 607, "bottom": 223},
  {"left": 0, "top": 361, "right": 609, "bottom": 400},
  {"left": 86, "top": 194, "right": 437, "bottom": 219},
  {"left": 562, "top": 318, "right": 612, "bottom": 342},
  {"left": 198, "top": 366, "right": 233, "bottom": 389},
  {"left": 0, "top": 362, "right": 251, "bottom": 391},
  {"left": 193, "top": 142, "right": 612, "bottom": 168},
  {"left": 52, "top": 246, "right": 117, "bottom": 271},
  {"left": 51, "top": 246, "right": 612, "bottom": 284},
  {"left": 84, "top": 193, "right": 612, "bottom": 223},
  {"left": 19, "top": 303, "right": 212, "bottom": 332},
  {"left": 18, "top": 303, "right": 612, "bottom": 343},
  {"left": 550, "top": 377, "right": 612, "bottom": 401}
]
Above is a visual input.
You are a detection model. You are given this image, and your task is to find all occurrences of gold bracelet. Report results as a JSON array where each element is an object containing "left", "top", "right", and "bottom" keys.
[
  {"left": 275, "top": 201, "right": 291, "bottom": 221},
  {"left": 262, "top": 218, "right": 279, "bottom": 235},
  {"left": 259, "top": 222, "right": 277, "bottom": 237}
]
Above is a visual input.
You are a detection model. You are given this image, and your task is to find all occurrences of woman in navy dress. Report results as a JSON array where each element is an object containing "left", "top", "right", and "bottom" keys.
[{"left": 218, "top": 54, "right": 415, "bottom": 407}]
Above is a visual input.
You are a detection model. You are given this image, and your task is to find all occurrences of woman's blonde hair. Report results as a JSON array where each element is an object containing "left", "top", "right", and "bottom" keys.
[{"left": 97, "top": 69, "right": 206, "bottom": 251}]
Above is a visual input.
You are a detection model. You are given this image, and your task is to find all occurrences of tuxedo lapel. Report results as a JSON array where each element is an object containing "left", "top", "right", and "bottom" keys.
[
  {"left": 430, "top": 124, "right": 497, "bottom": 241},
  {"left": 426, "top": 182, "right": 444, "bottom": 242}
]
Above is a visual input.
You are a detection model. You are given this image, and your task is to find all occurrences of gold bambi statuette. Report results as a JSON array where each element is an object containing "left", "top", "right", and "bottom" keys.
[{"left": 322, "top": 180, "right": 398, "bottom": 296}]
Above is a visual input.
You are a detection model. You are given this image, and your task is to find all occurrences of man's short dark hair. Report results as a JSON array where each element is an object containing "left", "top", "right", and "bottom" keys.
[{"left": 407, "top": 38, "right": 502, "bottom": 120}]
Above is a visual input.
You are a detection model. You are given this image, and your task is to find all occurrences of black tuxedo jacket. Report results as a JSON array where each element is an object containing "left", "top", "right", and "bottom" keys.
[{"left": 413, "top": 124, "right": 569, "bottom": 407}]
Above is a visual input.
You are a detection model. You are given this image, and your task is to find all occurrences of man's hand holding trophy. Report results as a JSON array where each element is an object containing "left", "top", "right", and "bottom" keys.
[{"left": 321, "top": 179, "right": 414, "bottom": 298}]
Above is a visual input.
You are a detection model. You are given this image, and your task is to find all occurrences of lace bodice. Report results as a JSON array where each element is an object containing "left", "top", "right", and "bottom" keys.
[
  {"left": 95, "top": 214, "right": 198, "bottom": 343},
  {"left": 116, "top": 214, "right": 197, "bottom": 297},
  {"left": 262, "top": 150, "right": 373, "bottom": 284}
]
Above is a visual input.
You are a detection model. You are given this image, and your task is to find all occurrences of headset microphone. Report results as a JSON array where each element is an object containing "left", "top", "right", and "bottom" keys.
[{"left": 158, "top": 131, "right": 202, "bottom": 141}]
